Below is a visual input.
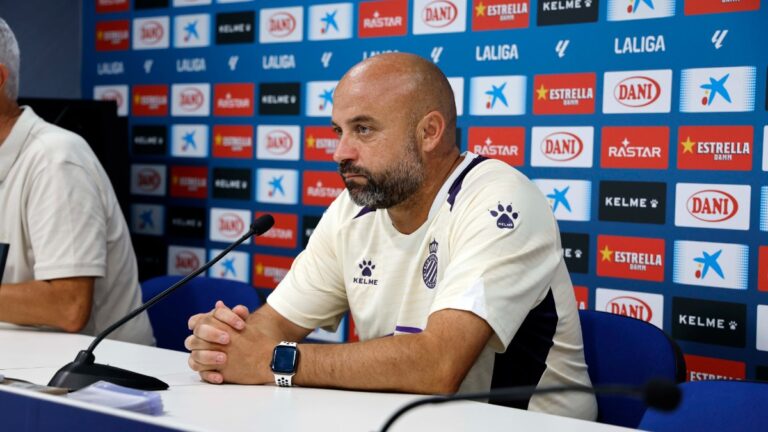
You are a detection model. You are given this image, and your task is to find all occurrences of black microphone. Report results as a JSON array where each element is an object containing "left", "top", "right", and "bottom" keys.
[
  {"left": 379, "top": 379, "right": 681, "bottom": 432},
  {"left": 47, "top": 214, "right": 275, "bottom": 392}
]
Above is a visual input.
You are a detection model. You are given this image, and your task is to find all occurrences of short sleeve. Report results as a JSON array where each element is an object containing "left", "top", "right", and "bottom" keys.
[
  {"left": 267, "top": 199, "right": 349, "bottom": 331},
  {"left": 429, "top": 167, "right": 562, "bottom": 352}
]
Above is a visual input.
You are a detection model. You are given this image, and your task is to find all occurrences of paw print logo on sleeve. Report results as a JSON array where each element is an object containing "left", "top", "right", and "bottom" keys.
[{"left": 490, "top": 202, "right": 520, "bottom": 230}]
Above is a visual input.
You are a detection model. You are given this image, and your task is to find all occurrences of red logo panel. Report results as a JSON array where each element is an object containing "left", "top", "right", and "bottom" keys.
[
  {"left": 684, "top": 0, "right": 760, "bottom": 15},
  {"left": 574, "top": 285, "right": 589, "bottom": 310},
  {"left": 253, "top": 254, "right": 294, "bottom": 289},
  {"left": 95, "top": 20, "right": 130, "bottom": 51},
  {"left": 600, "top": 126, "right": 669, "bottom": 169},
  {"left": 358, "top": 0, "right": 409, "bottom": 38},
  {"left": 533, "top": 73, "right": 596, "bottom": 115},
  {"left": 685, "top": 354, "right": 746, "bottom": 381},
  {"left": 303, "top": 171, "right": 345, "bottom": 206},
  {"left": 96, "top": 0, "right": 129, "bottom": 13},
  {"left": 468, "top": 127, "right": 525, "bottom": 166},
  {"left": 213, "top": 125, "right": 254, "bottom": 159},
  {"left": 214, "top": 83, "right": 254, "bottom": 117},
  {"left": 758, "top": 246, "right": 768, "bottom": 292},
  {"left": 304, "top": 126, "right": 338, "bottom": 162},
  {"left": 677, "top": 126, "right": 753, "bottom": 171},
  {"left": 597, "top": 235, "right": 665, "bottom": 282},
  {"left": 170, "top": 166, "right": 208, "bottom": 199},
  {"left": 472, "top": 0, "right": 530, "bottom": 31},
  {"left": 255, "top": 212, "right": 298, "bottom": 249},
  {"left": 132, "top": 84, "right": 168, "bottom": 117}
]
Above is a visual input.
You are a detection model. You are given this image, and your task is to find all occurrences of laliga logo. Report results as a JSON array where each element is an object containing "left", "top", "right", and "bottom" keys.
[
  {"left": 542, "top": 132, "right": 583, "bottom": 162},
  {"left": 606, "top": 296, "right": 652, "bottom": 322},
  {"left": 218, "top": 213, "right": 245, "bottom": 238},
  {"left": 137, "top": 168, "right": 161, "bottom": 191},
  {"left": 266, "top": 130, "right": 293, "bottom": 155},
  {"left": 686, "top": 190, "right": 738, "bottom": 222},
  {"left": 180, "top": 88, "right": 204, "bottom": 111},
  {"left": 269, "top": 12, "right": 296, "bottom": 37},
  {"left": 422, "top": 0, "right": 458, "bottom": 28},
  {"left": 175, "top": 251, "right": 200, "bottom": 271},
  {"left": 140, "top": 20, "right": 164, "bottom": 44},
  {"left": 615, "top": 76, "right": 661, "bottom": 108},
  {"left": 100, "top": 90, "right": 124, "bottom": 108}
]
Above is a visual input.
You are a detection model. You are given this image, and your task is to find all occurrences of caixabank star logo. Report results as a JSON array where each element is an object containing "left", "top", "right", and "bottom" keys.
[
  {"left": 673, "top": 240, "right": 748, "bottom": 290},
  {"left": 607, "top": 0, "right": 675, "bottom": 21},
  {"left": 680, "top": 66, "right": 756, "bottom": 113}
]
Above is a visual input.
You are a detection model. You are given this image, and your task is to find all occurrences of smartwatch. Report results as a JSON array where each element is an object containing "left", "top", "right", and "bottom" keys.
[{"left": 270, "top": 341, "right": 299, "bottom": 387}]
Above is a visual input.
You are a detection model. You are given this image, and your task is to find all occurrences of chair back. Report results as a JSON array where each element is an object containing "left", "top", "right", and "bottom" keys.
[
  {"left": 579, "top": 310, "right": 686, "bottom": 428},
  {"left": 639, "top": 380, "right": 768, "bottom": 432},
  {"left": 141, "top": 275, "right": 263, "bottom": 351}
]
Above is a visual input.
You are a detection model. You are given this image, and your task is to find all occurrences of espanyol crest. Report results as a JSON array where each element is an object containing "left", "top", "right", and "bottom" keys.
[{"left": 422, "top": 239, "right": 439, "bottom": 289}]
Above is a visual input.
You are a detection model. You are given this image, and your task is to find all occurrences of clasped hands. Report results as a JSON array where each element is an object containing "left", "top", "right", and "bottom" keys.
[{"left": 185, "top": 301, "right": 276, "bottom": 385}]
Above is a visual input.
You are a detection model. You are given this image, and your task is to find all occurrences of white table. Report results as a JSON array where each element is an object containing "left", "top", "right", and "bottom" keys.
[{"left": 0, "top": 327, "right": 633, "bottom": 431}]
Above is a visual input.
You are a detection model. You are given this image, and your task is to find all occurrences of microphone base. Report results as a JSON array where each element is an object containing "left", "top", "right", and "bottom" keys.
[{"left": 48, "top": 350, "right": 168, "bottom": 391}]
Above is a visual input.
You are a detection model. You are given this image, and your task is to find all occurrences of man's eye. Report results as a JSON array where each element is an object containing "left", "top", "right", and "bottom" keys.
[
  {"left": 333, "top": 127, "right": 342, "bottom": 137},
  {"left": 357, "top": 125, "right": 371, "bottom": 135}
]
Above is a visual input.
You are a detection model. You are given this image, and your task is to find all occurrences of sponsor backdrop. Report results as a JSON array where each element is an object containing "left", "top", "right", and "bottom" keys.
[{"left": 84, "top": 0, "right": 768, "bottom": 375}]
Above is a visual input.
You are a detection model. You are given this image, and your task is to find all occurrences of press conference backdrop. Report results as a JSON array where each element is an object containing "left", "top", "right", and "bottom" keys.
[{"left": 82, "top": 0, "right": 767, "bottom": 381}]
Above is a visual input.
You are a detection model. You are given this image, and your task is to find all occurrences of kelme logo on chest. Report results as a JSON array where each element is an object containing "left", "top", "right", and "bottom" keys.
[{"left": 353, "top": 259, "right": 378, "bottom": 286}]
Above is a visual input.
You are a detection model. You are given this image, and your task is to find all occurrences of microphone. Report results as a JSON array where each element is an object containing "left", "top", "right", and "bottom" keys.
[
  {"left": 379, "top": 379, "right": 681, "bottom": 432},
  {"left": 47, "top": 214, "right": 275, "bottom": 392}
]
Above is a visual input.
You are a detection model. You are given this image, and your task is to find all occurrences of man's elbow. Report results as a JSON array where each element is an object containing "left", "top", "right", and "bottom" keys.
[
  {"left": 59, "top": 303, "right": 91, "bottom": 333},
  {"left": 426, "top": 360, "right": 468, "bottom": 395}
]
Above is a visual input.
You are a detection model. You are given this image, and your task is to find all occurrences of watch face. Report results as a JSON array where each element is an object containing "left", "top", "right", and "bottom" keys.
[{"left": 271, "top": 345, "right": 298, "bottom": 374}]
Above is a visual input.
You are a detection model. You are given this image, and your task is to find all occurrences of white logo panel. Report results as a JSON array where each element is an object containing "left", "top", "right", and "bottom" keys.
[
  {"left": 469, "top": 75, "right": 526, "bottom": 116},
  {"left": 167, "top": 245, "right": 205, "bottom": 276},
  {"left": 448, "top": 77, "right": 464, "bottom": 117},
  {"left": 210, "top": 208, "right": 252, "bottom": 243},
  {"left": 259, "top": 6, "right": 304, "bottom": 43},
  {"left": 257, "top": 169, "right": 299, "bottom": 205},
  {"left": 596, "top": 288, "right": 664, "bottom": 329},
  {"left": 257, "top": 125, "right": 301, "bottom": 161},
  {"left": 761, "top": 187, "right": 768, "bottom": 232},
  {"left": 413, "top": 0, "right": 467, "bottom": 35},
  {"left": 530, "top": 126, "right": 594, "bottom": 168},
  {"left": 674, "top": 183, "right": 751, "bottom": 231},
  {"left": 171, "top": 124, "right": 209, "bottom": 158},
  {"left": 602, "top": 69, "right": 672, "bottom": 114},
  {"left": 758, "top": 305, "right": 768, "bottom": 352},
  {"left": 131, "top": 204, "right": 164, "bottom": 236},
  {"left": 762, "top": 125, "right": 767, "bottom": 171},
  {"left": 680, "top": 66, "right": 756, "bottom": 113},
  {"left": 174, "top": 14, "right": 211, "bottom": 48},
  {"left": 130, "top": 164, "right": 167, "bottom": 196},
  {"left": 208, "top": 249, "right": 250, "bottom": 283},
  {"left": 171, "top": 83, "right": 210, "bottom": 117},
  {"left": 673, "top": 241, "right": 749, "bottom": 290},
  {"left": 533, "top": 179, "right": 592, "bottom": 221},
  {"left": 174, "top": 0, "right": 212, "bottom": 6},
  {"left": 306, "top": 81, "right": 338, "bottom": 117},
  {"left": 607, "top": 0, "right": 675, "bottom": 21},
  {"left": 132, "top": 16, "right": 170, "bottom": 50},
  {"left": 308, "top": 3, "right": 353, "bottom": 41},
  {"left": 93, "top": 85, "right": 129, "bottom": 117}
]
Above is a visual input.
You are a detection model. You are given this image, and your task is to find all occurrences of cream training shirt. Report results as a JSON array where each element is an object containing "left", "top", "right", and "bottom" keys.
[
  {"left": 0, "top": 107, "right": 154, "bottom": 345},
  {"left": 268, "top": 152, "right": 597, "bottom": 420}
]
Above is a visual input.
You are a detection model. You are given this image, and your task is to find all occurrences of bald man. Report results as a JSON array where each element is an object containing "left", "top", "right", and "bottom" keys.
[{"left": 187, "top": 53, "right": 597, "bottom": 420}]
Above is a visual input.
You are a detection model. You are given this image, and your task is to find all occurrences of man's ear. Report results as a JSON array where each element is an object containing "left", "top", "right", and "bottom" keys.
[
  {"left": 0, "top": 64, "right": 8, "bottom": 96},
  {"left": 416, "top": 110, "right": 446, "bottom": 153}
]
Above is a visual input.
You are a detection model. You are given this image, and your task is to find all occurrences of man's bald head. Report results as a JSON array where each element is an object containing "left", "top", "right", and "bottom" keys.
[{"left": 336, "top": 53, "right": 456, "bottom": 146}]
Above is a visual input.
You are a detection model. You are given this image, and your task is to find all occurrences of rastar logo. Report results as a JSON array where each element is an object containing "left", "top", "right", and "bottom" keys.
[
  {"left": 132, "top": 85, "right": 168, "bottom": 116},
  {"left": 253, "top": 255, "right": 294, "bottom": 289},
  {"left": 597, "top": 235, "right": 665, "bottom": 282},
  {"left": 359, "top": 0, "right": 408, "bottom": 38},
  {"left": 684, "top": 0, "right": 760, "bottom": 15},
  {"left": 213, "top": 125, "right": 253, "bottom": 159},
  {"left": 685, "top": 355, "right": 746, "bottom": 382},
  {"left": 303, "top": 171, "right": 346, "bottom": 206},
  {"left": 423, "top": 0, "right": 459, "bottom": 27},
  {"left": 304, "top": 126, "right": 339, "bottom": 162},
  {"left": 600, "top": 126, "right": 669, "bottom": 169},
  {"left": 467, "top": 127, "right": 525, "bottom": 166},
  {"left": 472, "top": 0, "right": 530, "bottom": 31},
  {"left": 686, "top": 190, "right": 739, "bottom": 223},
  {"left": 533, "top": 73, "right": 596, "bottom": 115},
  {"left": 255, "top": 212, "right": 297, "bottom": 249},
  {"left": 96, "top": 20, "right": 130, "bottom": 51},
  {"left": 213, "top": 83, "right": 254, "bottom": 117},
  {"left": 677, "top": 126, "right": 753, "bottom": 171},
  {"left": 170, "top": 166, "right": 208, "bottom": 199},
  {"left": 614, "top": 76, "right": 661, "bottom": 107},
  {"left": 596, "top": 288, "right": 664, "bottom": 329}
]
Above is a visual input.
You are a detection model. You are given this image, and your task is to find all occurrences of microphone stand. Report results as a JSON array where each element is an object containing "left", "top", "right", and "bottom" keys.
[{"left": 48, "top": 215, "right": 274, "bottom": 391}]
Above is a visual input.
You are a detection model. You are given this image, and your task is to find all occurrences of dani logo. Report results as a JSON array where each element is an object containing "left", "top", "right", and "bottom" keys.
[
  {"left": 675, "top": 183, "right": 750, "bottom": 230},
  {"left": 413, "top": 0, "right": 467, "bottom": 34},
  {"left": 595, "top": 287, "right": 664, "bottom": 329},
  {"left": 260, "top": 6, "right": 303, "bottom": 43},
  {"left": 531, "top": 126, "right": 593, "bottom": 167}
]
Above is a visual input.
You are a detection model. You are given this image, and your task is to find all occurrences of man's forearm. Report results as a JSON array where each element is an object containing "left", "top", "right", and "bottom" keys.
[{"left": 0, "top": 277, "right": 94, "bottom": 332}]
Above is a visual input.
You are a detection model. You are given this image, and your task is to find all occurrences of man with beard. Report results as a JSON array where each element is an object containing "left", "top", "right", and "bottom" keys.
[{"left": 186, "top": 53, "right": 597, "bottom": 420}]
